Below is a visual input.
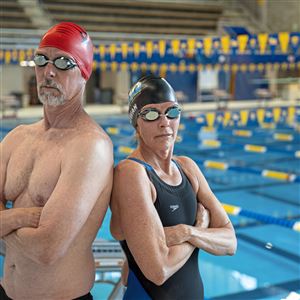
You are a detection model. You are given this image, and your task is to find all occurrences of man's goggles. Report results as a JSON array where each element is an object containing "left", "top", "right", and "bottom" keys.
[
  {"left": 138, "top": 106, "right": 181, "bottom": 122},
  {"left": 34, "top": 54, "right": 77, "bottom": 71}
]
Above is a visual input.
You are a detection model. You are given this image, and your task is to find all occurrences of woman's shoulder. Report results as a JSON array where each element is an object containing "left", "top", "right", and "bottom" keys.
[
  {"left": 173, "top": 155, "right": 198, "bottom": 171},
  {"left": 115, "top": 157, "right": 149, "bottom": 177},
  {"left": 173, "top": 155, "right": 202, "bottom": 191},
  {"left": 113, "top": 158, "right": 155, "bottom": 200}
]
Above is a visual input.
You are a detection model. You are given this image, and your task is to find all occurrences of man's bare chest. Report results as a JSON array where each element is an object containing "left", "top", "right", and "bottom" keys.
[{"left": 5, "top": 138, "right": 64, "bottom": 207}]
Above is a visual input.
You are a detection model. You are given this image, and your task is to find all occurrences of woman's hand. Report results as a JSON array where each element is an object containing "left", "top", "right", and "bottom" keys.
[
  {"left": 195, "top": 203, "right": 210, "bottom": 229},
  {"left": 164, "top": 204, "right": 210, "bottom": 247},
  {"left": 164, "top": 224, "right": 189, "bottom": 247}
]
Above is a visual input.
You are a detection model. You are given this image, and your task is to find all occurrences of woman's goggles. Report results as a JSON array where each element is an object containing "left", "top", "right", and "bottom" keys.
[
  {"left": 34, "top": 54, "right": 77, "bottom": 71},
  {"left": 138, "top": 106, "right": 181, "bottom": 122}
]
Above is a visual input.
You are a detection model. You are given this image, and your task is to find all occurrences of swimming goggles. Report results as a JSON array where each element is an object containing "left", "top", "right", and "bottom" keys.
[
  {"left": 34, "top": 54, "right": 77, "bottom": 71},
  {"left": 138, "top": 106, "right": 181, "bottom": 122}
]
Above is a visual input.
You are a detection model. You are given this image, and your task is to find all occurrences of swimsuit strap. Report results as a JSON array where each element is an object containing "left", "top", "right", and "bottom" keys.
[
  {"left": 127, "top": 157, "right": 154, "bottom": 171},
  {"left": 127, "top": 157, "right": 181, "bottom": 172},
  {"left": 172, "top": 158, "right": 181, "bottom": 169}
]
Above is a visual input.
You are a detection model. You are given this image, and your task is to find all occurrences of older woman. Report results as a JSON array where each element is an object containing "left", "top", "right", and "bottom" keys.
[{"left": 110, "top": 75, "right": 237, "bottom": 300}]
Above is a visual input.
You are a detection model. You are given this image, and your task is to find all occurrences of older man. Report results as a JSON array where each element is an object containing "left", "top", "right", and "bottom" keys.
[{"left": 0, "top": 22, "right": 114, "bottom": 300}]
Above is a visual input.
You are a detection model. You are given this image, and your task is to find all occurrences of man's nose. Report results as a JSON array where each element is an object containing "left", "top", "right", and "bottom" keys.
[{"left": 43, "top": 62, "right": 56, "bottom": 78}]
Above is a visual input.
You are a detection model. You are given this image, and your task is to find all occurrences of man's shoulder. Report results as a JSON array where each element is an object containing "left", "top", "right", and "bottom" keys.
[
  {"left": 2, "top": 121, "right": 42, "bottom": 141},
  {"left": 65, "top": 126, "right": 113, "bottom": 161},
  {"left": 13, "top": 121, "right": 41, "bottom": 131},
  {"left": 75, "top": 125, "right": 112, "bottom": 147}
]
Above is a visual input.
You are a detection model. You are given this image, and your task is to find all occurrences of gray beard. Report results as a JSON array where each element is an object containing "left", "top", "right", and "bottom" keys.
[
  {"left": 38, "top": 80, "right": 66, "bottom": 106},
  {"left": 38, "top": 92, "right": 66, "bottom": 106}
]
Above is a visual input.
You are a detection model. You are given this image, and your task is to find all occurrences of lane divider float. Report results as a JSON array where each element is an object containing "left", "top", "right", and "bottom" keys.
[
  {"left": 244, "top": 144, "right": 267, "bottom": 153},
  {"left": 222, "top": 203, "right": 300, "bottom": 232}
]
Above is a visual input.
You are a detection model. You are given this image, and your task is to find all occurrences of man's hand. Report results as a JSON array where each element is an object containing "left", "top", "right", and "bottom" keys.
[
  {"left": 0, "top": 207, "right": 42, "bottom": 238},
  {"left": 195, "top": 203, "right": 210, "bottom": 229},
  {"left": 16, "top": 207, "right": 43, "bottom": 228}
]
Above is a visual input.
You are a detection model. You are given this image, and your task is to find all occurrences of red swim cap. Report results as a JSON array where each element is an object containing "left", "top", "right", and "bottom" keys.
[{"left": 39, "top": 22, "right": 93, "bottom": 80}]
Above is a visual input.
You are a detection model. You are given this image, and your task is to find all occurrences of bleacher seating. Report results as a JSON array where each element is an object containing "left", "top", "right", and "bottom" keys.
[
  {"left": 0, "top": 0, "right": 224, "bottom": 48},
  {"left": 41, "top": 0, "right": 223, "bottom": 37},
  {"left": 0, "top": 0, "right": 36, "bottom": 29}
]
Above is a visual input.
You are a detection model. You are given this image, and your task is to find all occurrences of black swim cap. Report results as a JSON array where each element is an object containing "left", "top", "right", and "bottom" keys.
[{"left": 128, "top": 75, "right": 177, "bottom": 127}]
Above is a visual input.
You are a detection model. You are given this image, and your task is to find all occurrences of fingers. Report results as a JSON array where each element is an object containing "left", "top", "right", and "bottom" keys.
[
  {"left": 195, "top": 203, "right": 204, "bottom": 226},
  {"left": 202, "top": 207, "right": 210, "bottom": 228},
  {"left": 164, "top": 224, "right": 187, "bottom": 246},
  {"left": 121, "top": 259, "right": 129, "bottom": 286},
  {"left": 195, "top": 203, "right": 210, "bottom": 228},
  {"left": 27, "top": 207, "right": 43, "bottom": 227},
  {"left": 17, "top": 207, "right": 42, "bottom": 228},
  {"left": 198, "top": 203, "right": 205, "bottom": 213}
]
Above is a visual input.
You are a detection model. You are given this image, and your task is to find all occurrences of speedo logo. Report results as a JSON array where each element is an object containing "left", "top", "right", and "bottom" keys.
[{"left": 170, "top": 204, "right": 179, "bottom": 212}]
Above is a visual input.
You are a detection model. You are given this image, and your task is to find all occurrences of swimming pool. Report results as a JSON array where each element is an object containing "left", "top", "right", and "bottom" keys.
[{"left": 1, "top": 106, "right": 299, "bottom": 299}]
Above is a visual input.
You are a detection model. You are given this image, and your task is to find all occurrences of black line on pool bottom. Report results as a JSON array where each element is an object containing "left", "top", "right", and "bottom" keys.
[
  {"left": 236, "top": 233, "right": 300, "bottom": 263},
  {"left": 210, "top": 279, "right": 300, "bottom": 300},
  {"left": 250, "top": 190, "right": 299, "bottom": 207}
]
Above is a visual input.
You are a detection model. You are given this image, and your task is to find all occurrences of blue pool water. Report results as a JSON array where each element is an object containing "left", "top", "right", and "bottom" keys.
[{"left": 1, "top": 109, "right": 300, "bottom": 300}]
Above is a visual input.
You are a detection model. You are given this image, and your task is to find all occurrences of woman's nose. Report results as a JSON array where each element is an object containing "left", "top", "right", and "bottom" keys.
[{"left": 158, "top": 114, "right": 170, "bottom": 127}]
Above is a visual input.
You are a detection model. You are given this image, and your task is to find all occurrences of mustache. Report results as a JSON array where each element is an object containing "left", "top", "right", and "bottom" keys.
[{"left": 39, "top": 79, "right": 62, "bottom": 92}]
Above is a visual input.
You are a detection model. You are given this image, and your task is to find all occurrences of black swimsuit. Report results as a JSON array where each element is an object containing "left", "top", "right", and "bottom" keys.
[
  {"left": 121, "top": 158, "right": 204, "bottom": 300},
  {"left": 0, "top": 285, "right": 93, "bottom": 300}
]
